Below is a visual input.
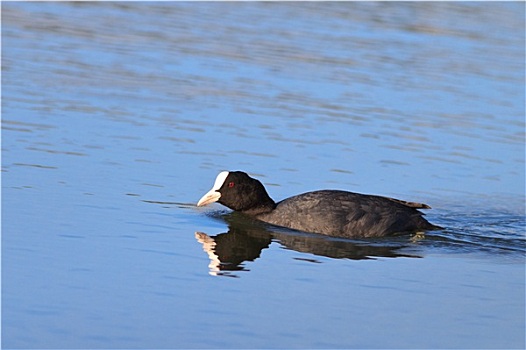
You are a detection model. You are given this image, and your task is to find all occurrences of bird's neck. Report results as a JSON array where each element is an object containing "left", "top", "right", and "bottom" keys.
[{"left": 241, "top": 196, "right": 276, "bottom": 216}]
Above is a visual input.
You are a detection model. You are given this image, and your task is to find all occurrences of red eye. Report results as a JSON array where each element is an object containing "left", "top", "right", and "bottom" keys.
[{"left": 228, "top": 182, "right": 235, "bottom": 188}]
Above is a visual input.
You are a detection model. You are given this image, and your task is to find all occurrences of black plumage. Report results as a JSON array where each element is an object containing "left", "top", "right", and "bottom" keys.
[{"left": 197, "top": 171, "right": 440, "bottom": 238}]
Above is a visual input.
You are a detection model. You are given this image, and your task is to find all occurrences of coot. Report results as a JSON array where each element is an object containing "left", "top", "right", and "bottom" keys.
[{"left": 197, "top": 171, "right": 440, "bottom": 238}]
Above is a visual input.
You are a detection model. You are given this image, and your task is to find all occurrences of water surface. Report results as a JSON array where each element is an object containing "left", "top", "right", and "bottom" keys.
[{"left": 2, "top": 2, "right": 525, "bottom": 349}]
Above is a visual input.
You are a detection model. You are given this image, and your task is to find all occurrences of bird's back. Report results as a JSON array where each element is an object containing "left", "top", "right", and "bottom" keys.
[{"left": 256, "top": 190, "right": 436, "bottom": 238}]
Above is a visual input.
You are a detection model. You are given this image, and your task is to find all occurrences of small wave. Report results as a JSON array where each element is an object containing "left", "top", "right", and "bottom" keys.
[{"left": 420, "top": 211, "right": 525, "bottom": 260}]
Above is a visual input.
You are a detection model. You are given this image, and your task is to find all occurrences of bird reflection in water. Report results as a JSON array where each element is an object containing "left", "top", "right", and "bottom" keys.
[{"left": 195, "top": 212, "right": 420, "bottom": 277}]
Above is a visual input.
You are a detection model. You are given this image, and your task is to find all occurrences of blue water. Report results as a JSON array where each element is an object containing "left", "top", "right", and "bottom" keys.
[{"left": 2, "top": 2, "right": 525, "bottom": 349}]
